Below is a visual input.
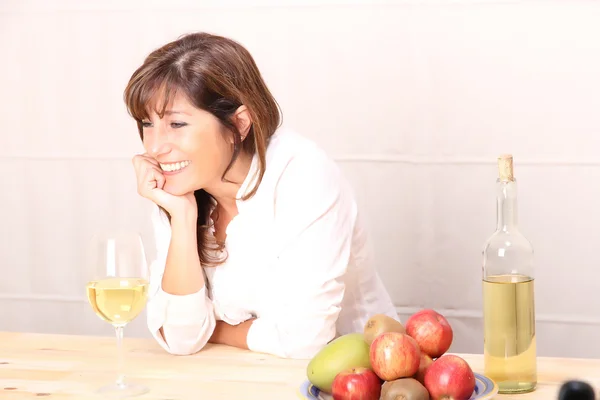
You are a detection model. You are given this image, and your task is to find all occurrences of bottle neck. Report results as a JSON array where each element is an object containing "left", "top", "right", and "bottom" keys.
[{"left": 496, "top": 179, "right": 519, "bottom": 232}]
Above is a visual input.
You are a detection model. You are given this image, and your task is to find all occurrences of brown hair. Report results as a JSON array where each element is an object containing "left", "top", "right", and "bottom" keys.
[{"left": 123, "top": 32, "right": 281, "bottom": 266}]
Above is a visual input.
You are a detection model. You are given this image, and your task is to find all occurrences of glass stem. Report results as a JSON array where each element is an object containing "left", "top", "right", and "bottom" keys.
[{"left": 115, "top": 325, "right": 125, "bottom": 387}]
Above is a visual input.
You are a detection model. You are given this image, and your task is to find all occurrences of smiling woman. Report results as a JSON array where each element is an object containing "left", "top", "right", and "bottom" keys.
[{"left": 122, "top": 32, "right": 397, "bottom": 359}]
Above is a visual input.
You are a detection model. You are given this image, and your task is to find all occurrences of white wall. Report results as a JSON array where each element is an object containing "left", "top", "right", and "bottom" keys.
[{"left": 1, "top": 0, "right": 599, "bottom": 359}]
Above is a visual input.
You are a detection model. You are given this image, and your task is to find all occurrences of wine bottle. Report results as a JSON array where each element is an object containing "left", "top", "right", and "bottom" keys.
[{"left": 482, "top": 154, "right": 537, "bottom": 393}]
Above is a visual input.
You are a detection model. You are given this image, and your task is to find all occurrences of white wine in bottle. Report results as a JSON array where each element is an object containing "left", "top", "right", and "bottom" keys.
[{"left": 482, "top": 155, "right": 537, "bottom": 394}]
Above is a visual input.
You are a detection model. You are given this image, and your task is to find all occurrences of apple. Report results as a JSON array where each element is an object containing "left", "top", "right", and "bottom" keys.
[
  {"left": 369, "top": 332, "right": 421, "bottom": 381},
  {"left": 331, "top": 367, "right": 382, "bottom": 400},
  {"left": 424, "top": 354, "right": 476, "bottom": 400},
  {"left": 415, "top": 353, "right": 433, "bottom": 385},
  {"left": 405, "top": 309, "right": 453, "bottom": 358}
]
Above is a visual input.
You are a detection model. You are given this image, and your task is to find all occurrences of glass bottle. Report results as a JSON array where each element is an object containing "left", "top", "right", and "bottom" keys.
[{"left": 482, "top": 154, "right": 537, "bottom": 393}]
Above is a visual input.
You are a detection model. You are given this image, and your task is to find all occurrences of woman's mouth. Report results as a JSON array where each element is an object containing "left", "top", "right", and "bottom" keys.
[{"left": 159, "top": 160, "right": 190, "bottom": 174}]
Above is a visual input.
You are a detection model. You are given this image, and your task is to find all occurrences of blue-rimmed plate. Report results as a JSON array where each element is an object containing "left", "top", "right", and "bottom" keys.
[{"left": 298, "top": 372, "right": 498, "bottom": 399}]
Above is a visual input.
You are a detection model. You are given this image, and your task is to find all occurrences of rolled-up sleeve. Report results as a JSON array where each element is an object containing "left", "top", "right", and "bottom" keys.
[
  {"left": 246, "top": 150, "right": 356, "bottom": 359},
  {"left": 146, "top": 206, "right": 216, "bottom": 355}
]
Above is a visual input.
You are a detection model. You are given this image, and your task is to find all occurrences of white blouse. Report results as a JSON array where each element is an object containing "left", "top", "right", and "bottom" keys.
[{"left": 146, "top": 128, "right": 398, "bottom": 359}]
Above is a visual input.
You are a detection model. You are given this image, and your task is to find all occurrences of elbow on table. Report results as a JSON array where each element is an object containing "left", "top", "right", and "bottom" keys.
[
  {"left": 155, "top": 319, "right": 216, "bottom": 356},
  {"left": 280, "top": 331, "right": 336, "bottom": 360},
  {"left": 282, "top": 341, "right": 330, "bottom": 360},
  {"left": 248, "top": 316, "right": 340, "bottom": 359},
  {"left": 162, "top": 337, "right": 207, "bottom": 356}
]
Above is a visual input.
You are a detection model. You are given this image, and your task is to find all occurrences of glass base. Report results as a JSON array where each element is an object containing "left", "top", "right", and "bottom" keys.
[{"left": 97, "top": 382, "right": 149, "bottom": 398}]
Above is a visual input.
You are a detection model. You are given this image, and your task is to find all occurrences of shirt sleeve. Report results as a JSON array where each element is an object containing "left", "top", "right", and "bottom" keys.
[
  {"left": 145, "top": 205, "right": 216, "bottom": 356},
  {"left": 246, "top": 149, "right": 356, "bottom": 359}
]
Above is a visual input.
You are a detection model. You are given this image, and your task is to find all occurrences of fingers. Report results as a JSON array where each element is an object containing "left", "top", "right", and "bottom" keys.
[
  {"left": 144, "top": 166, "right": 164, "bottom": 189},
  {"left": 131, "top": 154, "right": 197, "bottom": 216},
  {"left": 132, "top": 154, "right": 165, "bottom": 199},
  {"left": 142, "top": 167, "right": 158, "bottom": 191},
  {"left": 147, "top": 167, "right": 166, "bottom": 191},
  {"left": 132, "top": 154, "right": 143, "bottom": 171},
  {"left": 132, "top": 154, "right": 160, "bottom": 170},
  {"left": 140, "top": 154, "right": 160, "bottom": 167},
  {"left": 154, "top": 168, "right": 166, "bottom": 190},
  {"left": 132, "top": 155, "right": 162, "bottom": 179}
]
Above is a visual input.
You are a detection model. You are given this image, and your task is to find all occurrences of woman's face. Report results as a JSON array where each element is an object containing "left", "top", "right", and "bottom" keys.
[{"left": 141, "top": 91, "right": 234, "bottom": 196}]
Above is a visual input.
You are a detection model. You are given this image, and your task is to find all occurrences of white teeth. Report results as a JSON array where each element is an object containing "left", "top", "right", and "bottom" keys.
[{"left": 160, "top": 160, "right": 190, "bottom": 172}]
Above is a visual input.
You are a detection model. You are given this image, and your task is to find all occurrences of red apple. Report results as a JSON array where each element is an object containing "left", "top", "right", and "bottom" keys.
[
  {"left": 424, "top": 354, "right": 476, "bottom": 400},
  {"left": 331, "top": 367, "right": 382, "bottom": 400},
  {"left": 369, "top": 332, "right": 420, "bottom": 381},
  {"left": 415, "top": 353, "right": 433, "bottom": 385},
  {"left": 405, "top": 309, "right": 453, "bottom": 358}
]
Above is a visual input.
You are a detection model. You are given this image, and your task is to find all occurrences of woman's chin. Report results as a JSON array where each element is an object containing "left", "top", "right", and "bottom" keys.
[{"left": 162, "top": 183, "right": 191, "bottom": 197}]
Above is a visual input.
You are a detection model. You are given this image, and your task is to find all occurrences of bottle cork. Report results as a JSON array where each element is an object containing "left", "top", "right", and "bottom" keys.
[{"left": 498, "top": 154, "right": 514, "bottom": 181}]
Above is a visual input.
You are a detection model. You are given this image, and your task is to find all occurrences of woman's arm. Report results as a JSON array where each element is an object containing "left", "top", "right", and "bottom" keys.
[
  {"left": 146, "top": 206, "right": 217, "bottom": 356},
  {"left": 208, "top": 150, "right": 355, "bottom": 359},
  {"left": 209, "top": 319, "right": 255, "bottom": 349},
  {"left": 161, "top": 211, "right": 205, "bottom": 295}
]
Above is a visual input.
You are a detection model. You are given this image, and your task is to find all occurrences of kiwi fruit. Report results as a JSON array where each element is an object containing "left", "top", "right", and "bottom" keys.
[
  {"left": 363, "top": 314, "right": 406, "bottom": 345},
  {"left": 380, "top": 378, "right": 430, "bottom": 400}
]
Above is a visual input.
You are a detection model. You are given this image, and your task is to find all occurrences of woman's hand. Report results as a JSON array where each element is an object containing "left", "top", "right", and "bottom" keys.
[{"left": 132, "top": 154, "right": 197, "bottom": 220}]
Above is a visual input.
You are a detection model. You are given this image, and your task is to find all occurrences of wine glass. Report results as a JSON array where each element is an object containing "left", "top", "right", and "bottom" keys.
[{"left": 85, "top": 231, "right": 150, "bottom": 397}]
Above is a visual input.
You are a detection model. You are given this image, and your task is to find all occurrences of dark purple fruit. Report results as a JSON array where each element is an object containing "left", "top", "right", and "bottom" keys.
[{"left": 558, "top": 380, "right": 596, "bottom": 400}]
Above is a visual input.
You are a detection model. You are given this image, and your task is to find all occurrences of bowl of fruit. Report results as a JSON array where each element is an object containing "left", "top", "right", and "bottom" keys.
[{"left": 298, "top": 309, "right": 498, "bottom": 400}]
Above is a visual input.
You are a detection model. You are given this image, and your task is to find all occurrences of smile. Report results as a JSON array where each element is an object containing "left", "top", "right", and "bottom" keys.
[{"left": 159, "top": 160, "right": 190, "bottom": 172}]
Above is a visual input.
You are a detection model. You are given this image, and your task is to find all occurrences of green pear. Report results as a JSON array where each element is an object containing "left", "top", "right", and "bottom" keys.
[{"left": 306, "top": 333, "right": 371, "bottom": 393}]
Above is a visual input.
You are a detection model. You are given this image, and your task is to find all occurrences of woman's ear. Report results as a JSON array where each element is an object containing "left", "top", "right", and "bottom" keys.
[{"left": 232, "top": 105, "right": 252, "bottom": 141}]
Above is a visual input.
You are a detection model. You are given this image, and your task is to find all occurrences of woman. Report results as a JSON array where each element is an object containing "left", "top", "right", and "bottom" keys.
[{"left": 124, "top": 32, "right": 397, "bottom": 359}]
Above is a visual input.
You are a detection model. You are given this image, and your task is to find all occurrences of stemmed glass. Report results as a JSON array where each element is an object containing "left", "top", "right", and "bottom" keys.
[{"left": 85, "top": 231, "right": 150, "bottom": 397}]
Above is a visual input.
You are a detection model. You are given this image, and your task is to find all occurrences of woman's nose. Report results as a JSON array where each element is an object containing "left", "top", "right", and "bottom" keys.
[{"left": 145, "top": 126, "right": 171, "bottom": 158}]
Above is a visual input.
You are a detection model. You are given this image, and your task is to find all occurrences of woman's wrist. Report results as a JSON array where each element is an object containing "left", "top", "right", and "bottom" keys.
[{"left": 169, "top": 205, "right": 198, "bottom": 228}]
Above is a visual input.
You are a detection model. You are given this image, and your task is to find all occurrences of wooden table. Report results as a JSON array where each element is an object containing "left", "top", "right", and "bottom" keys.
[{"left": 0, "top": 332, "right": 598, "bottom": 399}]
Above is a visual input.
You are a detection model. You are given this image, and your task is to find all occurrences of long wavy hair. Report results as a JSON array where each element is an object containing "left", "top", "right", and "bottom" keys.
[{"left": 123, "top": 32, "right": 281, "bottom": 266}]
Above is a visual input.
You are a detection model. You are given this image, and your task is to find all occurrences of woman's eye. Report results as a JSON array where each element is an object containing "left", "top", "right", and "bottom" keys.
[
  {"left": 141, "top": 121, "right": 153, "bottom": 128},
  {"left": 171, "top": 122, "right": 188, "bottom": 129}
]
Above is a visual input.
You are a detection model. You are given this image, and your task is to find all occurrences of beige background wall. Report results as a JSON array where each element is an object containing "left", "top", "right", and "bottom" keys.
[{"left": 1, "top": 0, "right": 599, "bottom": 359}]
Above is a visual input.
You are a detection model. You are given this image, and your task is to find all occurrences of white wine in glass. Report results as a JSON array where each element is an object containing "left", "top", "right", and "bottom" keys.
[{"left": 85, "top": 231, "right": 150, "bottom": 397}]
